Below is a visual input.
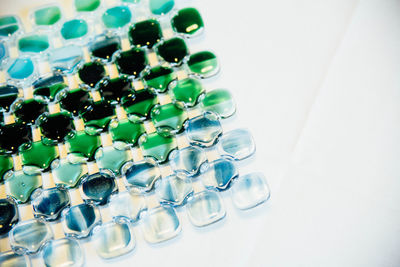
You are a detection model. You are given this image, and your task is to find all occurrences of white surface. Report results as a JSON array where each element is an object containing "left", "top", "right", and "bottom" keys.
[{"left": 1, "top": 0, "right": 400, "bottom": 266}]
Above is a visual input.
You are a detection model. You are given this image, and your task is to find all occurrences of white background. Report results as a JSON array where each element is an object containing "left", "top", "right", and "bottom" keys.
[{"left": 1, "top": 0, "right": 400, "bottom": 266}]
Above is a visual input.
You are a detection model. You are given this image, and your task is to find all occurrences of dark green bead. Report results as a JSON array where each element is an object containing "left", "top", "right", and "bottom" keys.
[
  {"left": 171, "top": 8, "right": 204, "bottom": 36},
  {"left": 0, "top": 155, "right": 13, "bottom": 183},
  {"left": 109, "top": 118, "right": 145, "bottom": 145},
  {"left": 61, "top": 19, "right": 88, "bottom": 40},
  {"left": 156, "top": 37, "right": 188, "bottom": 64},
  {"left": 143, "top": 66, "right": 176, "bottom": 93},
  {"left": 0, "top": 85, "right": 19, "bottom": 112},
  {"left": 37, "top": 112, "right": 75, "bottom": 143},
  {"left": 33, "top": 74, "right": 67, "bottom": 101},
  {"left": 13, "top": 98, "right": 48, "bottom": 124},
  {"left": 187, "top": 51, "right": 219, "bottom": 77},
  {"left": 129, "top": 20, "right": 162, "bottom": 49},
  {"left": 89, "top": 36, "right": 121, "bottom": 62},
  {"left": 0, "top": 16, "right": 19, "bottom": 37},
  {"left": 169, "top": 78, "right": 204, "bottom": 107},
  {"left": 5, "top": 171, "right": 41, "bottom": 203},
  {"left": 78, "top": 62, "right": 106, "bottom": 87},
  {"left": 98, "top": 76, "right": 133, "bottom": 104},
  {"left": 0, "top": 123, "right": 32, "bottom": 154},
  {"left": 59, "top": 88, "right": 92, "bottom": 116},
  {"left": 33, "top": 6, "right": 61, "bottom": 26},
  {"left": 75, "top": 0, "right": 101, "bottom": 12},
  {"left": 19, "top": 141, "right": 58, "bottom": 172},
  {"left": 121, "top": 89, "right": 157, "bottom": 119},
  {"left": 18, "top": 34, "right": 49, "bottom": 53},
  {"left": 115, "top": 48, "right": 147, "bottom": 77},
  {"left": 139, "top": 132, "right": 177, "bottom": 163},
  {"left": 0, "top": 198, "right": 19, "bottom": 235},
  {"left": 80, "top": 101, "right": 116, "bottom": 133},
  {"left": 66, "top": 131, "right": 101, "bottom": 161},
  {"left": 150, "top": 103, "right": 187, "bottom": 135},
  {"left": 80, "top": 172, "right": 117, "bottom": 205}
]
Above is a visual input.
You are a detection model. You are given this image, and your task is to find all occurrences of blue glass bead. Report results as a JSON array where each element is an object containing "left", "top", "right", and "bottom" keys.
[
  {"left": 185, "top": 112, "right": 222, "bottom": 147},
  {"left": 231, "top": 172, "right": 270, "bottom": 210},
  {"left": 201, "top": 157, "right": 238, "bottom": 191},
  {"left": 169, "top": 146, "right": 207, "bottom": 177},
  {"left": 220, "top": 128, "right": 256, "bottom": 160},
  {"left": 122, "top": 158, "right": 161, "bottom": 193},
  {"left": 0, "top": 198, "right": 19, "bottom": 235},
  {"left": 51, "top": 159, "right": 84, "bottom": 188},
  {"left": 0, "top": 42, "right": 7, "bottom": 62},
  {"left": 31, "top": 187, "right": 70, "bottom": 221},
  {"left": 141, "top": 206, "right": 180, "bottom": 243},
  {"left": 95, "top": 146, "right": 128, "bottom": 175},
  {"left": 62, "top": 203, "right": 101, "bottom": 238},
  {"left": 49, "top": 45, "right": 83, "bottom": 74},
  {"left": 156, "top": 174, "right": 193, "bottom": 206},
  {"left": 186, "top": 190, "right": 225, "bottom": 227},
  {"left": 109, "top": 191, "right": 146, "bottom": 222},
  {"left": 92, "top": 221, "right": 135, "bottom": 259},
  {"left": 9, "top": 219, "right": 53, "bottom": 254},
  {"left": 0, "top": 251, "right": 30, "bottom": 267},
  {"left": 7, "top": 58, "right": 35, "bottom": 80},
  {"left": 42, "top": 238, "right": 84, "bottom": 267},
  {"left": 102, "top": 6, "right": 132, "bottom": 29},
  {"left": 80, "top": 171, "right": 118, "bottom": 205},
  {"left": 149, "top": 0, "right": 174, "bottom": 15}
]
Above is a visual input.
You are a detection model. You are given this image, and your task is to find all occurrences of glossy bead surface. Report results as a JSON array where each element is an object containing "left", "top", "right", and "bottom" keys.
[
  {"left": 31, "top": 187, "right": 70, "bottom": 221},
  {"left": 0, "top": 251, "right": 30, "bottom": 267},
  {"left": 129, "top": 19, "right": 162, "bottom": 48},
  {"left": 121, "top": 89, "right": 157, "bottom": 119},
  {"left": 42, "top": 238, "right": 84, "bottom": 267},
  {"left": 66, "top": 131, "right": 101, "bottom": 162},
  {"left": 186, "top": 190, "right": 225, "bottom": 227},
  {"left": 188, "top": 51, "right": 218, "bottom": 78},
  {"left": 0, "top": 123, "right": 32, "bottom": 154},
  {"left": 169, "top": 146, "right": 207, "bottom": 177},
  {"left": 95, "top": 146, "right": 128, "bottom": 174},
  {"left": 33, "top": 74, "right": 67, "bottom": 101},
  {"left": 115, "top": 48, "right": 147, "bottom": 77},
  {"left": 92, "top": 221, "right": 135, "bottom": 259},
  {"left": 18, "top": 35, "right": 49, "bottom": 53},
  {"left": 61, "top": 19, "right": 88, "bottom": 40},
  {"left": 169, "top": 78, "right": 204, "bottom": 107},
  {"left": 89, "top": 36, "right": 120, "bottom": 62},
  {"left": 201, "top": 158, "right": 238, "bottom": 191},
  {"left": 0, "top": 198, "right": 19, "bottom": 235},
  {"left": 108, "top": 118, "right": 145, "bottom": 146},
  {"left": 33, "top": 6, "right": 61, "bottom": 26},
  {"left": 7, "top": 58, "right": 35, "bottom": 80},
  {"left": 139, "top": 132, "right": 177, "bottom": 163},
  {"left": 171, "top": 8, "right": 204, "bottom": 36},
  {"left": 80, "top": 171, "right": 117, "bottom": 205},
  {"left": 19, "top": 141, "right": 58, "bottom": 174},
  {"left": 49, "top": 45, "right": 83, "bottom": 74},
  {"left": 150, "top": 103, "right": 187, "bottom": 135},
  {"left": 220, "top": 128, "right": 256, "bottom": 160},
  {"left": 199, "top": 89, "right": 235, "bottom": 118},
  {"left": 156, "top": 37, "right": 188, "bottom": 65},
  {"left": 102, "top": 6, "right": 131, "bottom": 29},
  {"left": 185, "top": 112, "right": 222, "bottom": 147},
  {"left": 58, "top": 88, "right": 92, "bottom": 116},
  {"left": 37, "top": 112, "right": 75, "bottom": 143},
  {"left": 109, "top": 191, "right": 146, "bottom": 222},
  {"left": 231, "top": 172, "right": 270, "bottom": 210},
  {"left": 13, "top": 98, "right": 47, "bottom": 124},
  {"left": 78, "top": 61, "right": 105, "bottom": 87},
  {"left": 51, "top": 159, "right": 84, "bottom": 188},
  {"left": 62, "top": 203, "right": 101, "bottom": 238},
  {"left": 143, "top": 66, "right": 175, "bottom": 93},
  {"left": 4, "top": 171, "right": 41, "bottom": 203},
  {"left": 0, "top": 15, "right": 20, "bottom": 37},
  {"left": 141, "top": 206, "right": 180, "bottom": 243},
  {"left": 80, "top": 101, "right": 116, "bottom": 134},
  {"left": 0, "top": 155, "right": 13, "bottom": 182},
  {"left": 156, "top": 174, "right": 193, "bottom": 206},
  {"left": 75, "top": 0, "right": 100, "bottom": 12},
  {"left": 0, "top": 85, "right": 18, "bottom": 112},
  {"left": 98, "top": 76, "right": 132, "bottom": 104},
  {"left": 149, "top": 0, "right": 174, "bottom": 15},
  {"left": 9, "top": 219, "right": 53, "bottom": 254},
  {"left": 123, "top": 158, "right": 161, "bottom": 192}
]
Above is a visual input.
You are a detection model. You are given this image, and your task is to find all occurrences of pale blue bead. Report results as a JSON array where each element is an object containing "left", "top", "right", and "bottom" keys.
[
  {"left": 169, "top": 146, "right": 207, "bottom": 177},
  {"left": 92, "top": 221, "right": 135, "bottom": 259},
  {"left": 49, "top": 45, "right": 83, "bottom": 74},
  {"left": 42, "top": 238, "right": 84, "bottom": 267},
  {"left": 62, "top": 203, "right": 102, "bottom": 238},
  {"left": 31, "top": 187, "right": 70, "bottom": 221},
  {"left": 109, "top": 191, "right": 146, "bottom": 222},
  {"left": 185, "top": 112, "right": 222, "bottom": 147},
  {"left": 141, "top": 206, "right": 180, "bottom": 243},
  {"left": 156, "top": 174, "right": 193, "bottom": 206},
  {"left": 220, "top": 128, "right": 256, "bottom": 160},
  {"left": 231, "top": 172, "right": 270, "bottom": 210},
  {"left": 7, "top": 58, "right": 34, "bottom": 80},
  {"left": 122, "top": 158, "right": 161, "bottom": 192},
  {"left": 186, "top": 190, "right": 225, "bottom": 227},
  {"left": 9, "top": 219, "right": 53, "bottom": 254},
  {"left": 201, "top": 157, "right": 238, "bottom": 191},
  {"left": 0, "top": 251, "right": 30, "bottom": 267}
]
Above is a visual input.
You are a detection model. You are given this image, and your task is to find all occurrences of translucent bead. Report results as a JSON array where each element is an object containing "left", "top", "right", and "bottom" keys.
[
  {"left": 219, "top": 128, "right": 256, "bottom": 160},
  {"left": 42, "top": 238, "right": 84, "bottom": 267},
  {"left": 122, "top": 158, "right": 161, "bottom": 193},
  {"left": 186, "top": 190, "right": 225, "bottom": 227},
  {"left": 156, "top": 174, "right": 193, "bottom": 206},
  {"left": 169, "top": 146, "right": 207, "bottom": 177},
  {"left": 185, "top": 112, "right": 222, "bottom": 147},
  {"left": 31, "top": 187, "right": 70, "bottom": 221},
  {"left": 62, "top": 203, "right": 101, "bottom": 238},
  {"left": 0, "top": 251, "right": 30, "bottom": 267},
  {"left": 80, "top": 171, "right": 118, "bottom": 205},
  {"left": 201, "top": 157, "right": 238, "bottom": 191},
  {"left": 141, "top": 206, "right": 180, "bottom": 243},
  {"left": 109, "top": 191, "right": 146, "bottom": 222}
]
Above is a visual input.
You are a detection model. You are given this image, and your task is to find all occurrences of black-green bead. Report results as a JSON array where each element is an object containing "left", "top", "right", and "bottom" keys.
[
  {"left": 156, "top": 37, "right": 188, "bottom": 65},
  {"left": 59, "top": 88, "right": 92, "bottom": 116},
  {"left": 129, "top": 19, "right": 162, "bottom": 49},
  {"left": 98, "top": 76, "right": 133, "bottom": 104},
  {"left": 171, "top": 8, "right": 204, "bottom": 36},
  {"left": 115, "top": 48, "right": 147, "bottom": 77},
  {"left": 78, "top": 61, "right": 106, "bottom": 87},
  {"left": 13, "top": 98, "right": 48, "bottom": 124}
]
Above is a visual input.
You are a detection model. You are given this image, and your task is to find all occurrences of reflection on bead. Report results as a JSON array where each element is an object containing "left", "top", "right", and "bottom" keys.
[
  {"left": 122, "top": 159, "right": 161, "bottom": 193},
  {"left": 169, "top": 146, "right": 207, "bottom": 177},
  {"left": 62, "top": 203, "right": 101, "bottom": 238},
  {"left": 141, "top": 206, "right": 180, "bottom": 243},
  {"left": 201, "top": 157, "right": 238, "bottom": 191},
  {"left": 186, "top": 190, "right": 225, "bottom": 227},
  {"left": 185, "top": 112, "right": 222, "bottom": 147},
  {"left": 156, "top": 174, "right": 193, "bottom": 206},
  {"left": 220, "top": 128, "right": 256, "bottom": 160},
  {"left": 0, "top": 251, "right": 31, "bottom": 267},
  {"left": 42, "top": 238, "right": 84, "bottom": 267},
  {"left": 109, "top": 191, "right": 146, "bottom": 222}
]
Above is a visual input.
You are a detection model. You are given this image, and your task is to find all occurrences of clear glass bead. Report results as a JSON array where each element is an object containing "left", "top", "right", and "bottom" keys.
[{"left": 186, "top": 190, "right": 225, "bottom": 227}]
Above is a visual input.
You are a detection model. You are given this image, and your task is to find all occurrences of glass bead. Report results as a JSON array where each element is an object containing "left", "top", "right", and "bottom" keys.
[
  {"left": 102, "top": 6, "right": 132, "bottom": 29},
  {"left": 150, "top": 103, "right": 187, "bottom": 135},
  {"left": 186, "top": 190, "right": 225, "bottom": 227},
  {"left": 58, "top": 88, "right": 92, "bottom": 116},
  {"left": 37, "top": 112, "right": 75, "bottom": 143},
  {"left": 0, "top": 198, "right": 19, "bottom": 235},
  {"left": 231, "top": 172, "right": 270, "bottom": 210},
  {"left": 0, "top": 84, "right": 18, "bottom": 112},
  {"left": 109, "top": 191, "right": 146, "bottom": 222},
  {"left": 18, "top": 34, "right": 49, "bottom": 54},
  {"left": 19, "top": 141, "right": 58, "bottom": 174},
  {"left": 141, "top": 206, "right": 180, "bottom": 243},
  {"left": 89, "top": 35, "right": 121, "bottom": 63},
  {"left": 42, "top": 238, "right": 84, "bottom": 267},
  {"left": 168, "top": 78, "right": 204, "bottom": 107},
  {"left": 0, "top": 123, "right": 32, "bottom": 154},
  {"left": 95, "top": 146, "right": 128, "bottom": 175},
  {"left": 74, "top": 0, "right": 101, "bottom": 12},
  {"left": 13, "top": 98, "right": 47, "bottom": 124},
  {"left": 156, "top": 174, "right": 193, "bottom": 206},
  {"left": 78, "top": 61, "right": 105, "bottom": 88},
  {"left": 62, "top": 203, "right": 101, "bottom": 238},
  {"left": 33, "top": 74, "right": 67, "bottom": 101},
  {"left": 122, "top": 158, "right": 161, "bottom": 192},
  {"left": 0, "top": 251, "right": 30, "bottom": 267},
  {"left": 49, "top": 45, "right": 83, "bottom": 74},
  {"left": 220, "top": 128, "right": 256, "bottom": 160},
  {"left": 156, "top": 37, "right": 188, "bottom": 65},
  {"left": 171, "top": 8, "right": 204, "bottom": 36},
  {"left": 0, "top": 15, "right": 20, "bottom": 37},
  {"left": 66, "top": 131, "right": 101, "bottom": 162},
  {"left": 7, "top": 58, "right": 35, "bottom": 81},
  {"left": 149, "top": 0, "right": 174, "bottom": 15},
  {"left": 128, "top": 19, "right": 162, "bottom": 49},
  {"left": 199, "top": 89, "right": 235, "bottom": 119},
  {"left": 201, "top": 157, "right": 238, "bottom": 191},
  {"left": 4, "top": 171, "right": 41, "bottom": 203},
  {"left": 61, "top": 19, "right": 88, "bottom": 40},
  {"left": 185, "top": 112, "right": 222, "bottom": 147},
  {"left": 169, "top": 146, "right": 207, "bottom": 177},
  {"left": 33, "top": 6, "right": 61, "bottom": 26},
  {"left": 31, "top": 187, "right": 70, "bottom": 221},
  {"left": 108, "top": 117, "right": 145, "bottom": 146},
  {"left": 121, "top": 89, "right": 157, "bottom": 119},
  {"left": 139, "top": 132, "right": 177, "bottom": 163},
  {"left": 143, "top": 66, "right": 176, "bottom": 93},
  {"left": 0, "top": 154, "right": 13, "bottom": 183},
  {"left": 187, "top": 51, "right": 219, "bottom": 78},
  {"left": 80, "top": 101, "right": 116, "bottom": 134},
  {"left": 115, "top": 48, "right": 147, "bottom": 77},
  {"left": 51, "top": 159, "right": 84, "bottom": 188},
  {"left": 0, "top": 42, "right": 7, "bottom": 62},
  {"left": 98, "top": 76, "right": 133, "bottom": 104},
  {"left": 80, "top": 171, "right": 118, "bottom": 205}
]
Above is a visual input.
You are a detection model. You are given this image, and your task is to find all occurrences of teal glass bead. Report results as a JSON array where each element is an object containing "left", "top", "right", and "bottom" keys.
[
  {"left": 9, "top": 219, "right": 53, "bottom": 254},
  {"left": 31, "top": 187, "right": 70, "bottom": 221},
  {"left": 7, "top": 58, "right": 35, "bottom": 80},
  {"left": 199, "top": 89, "right": 236, "bottom": 119},
  {"left": 75, "top": 0, "right": 101, "bottom": 12},
  {"left": 156, "top": 37, "right": 188, "bottom": 65},
  {"left": 149, "top": 0, "right": 174, "bottom": 15},
  {"left": 169, "top": 146, "right": 207, "bottom": 177},
  {"left": 185, "top": 112, "right": 222, "bottom": 147},
  {"left": 89, "top": 35, "right": 121, "bottom": 62},
  {"left": 95, "top": 146, "right": 129, "bottom": 175},
  {"left": 42, "top": 238, "right": 84, "bottom": 267},
  {"left": 139, "top": 132, "right": 177, "bottom": 163},
  {"left": 186, "top": 190, "right": 225, "bottom": 227},
  {"left": 171, "top": 8, "right": 204, "bottom": 36},
  {"left": 18, "top": 34, "right": 49, "bottom": 53},
  {"left": 187, "top": 51, "right": 219, "bottom": 78},
  {"left": 102, "top": 6, "right": 132, "bottom": 29},
  {"left": 0, "top": 42, "right": 6, "bottom": 62},
  {"left": 109, "top": 191, "right": 146, "bottom": 222},
  {"left": 4, "top": 171, "right": 41, "bottom": 204},
  {"left": 92, "top": 221, "right": 136, "bottom": 259},
  {"left": 220, "top": 128, "right": 256, "bottom": 160},
  {"left": 122, "top": 158, "right": 161, "bottom": 192},
  {"left": 62, "top": 203, "right": 102, "bottom": 238},
  {"left": 80, "top": 171, "right": 118, "bottom": 205},
  {"left": 201, "top": 157, "right": 238, "bottom": 191},
  {"left": 51, "top": 159, "right": 85, "bottom": 188},
  {"left": 0, "top": 251, "right": 30, "bottom": 267},
  {"left": 156, "top": 174, "right": 193, "bottom": 206},
  {"left": 231, "top": 172, "right": 270, "bottom": 210},
  {"left": 0, "top": 15, "right": 20, "bottom": 37},
  {"left": 150, "top": 103, "right": 187, "bottom": 135},
  {"left": 141, "top": 206, "right": 180, "bottom": 243},
  {"left": 49, "top": 45, "right": 84, "bottom": 74},
  {"left": 143, "top": 66, "right": 176, "bottom": 93},
  {"left": 61, "top": 19, "right": 88, "bottom": 40},
  {"left": 129, "top": 19, "right": 162, "bottom": 49},
  {"left": 168, "top": 78, "right": 204, "bottom": 107},
  {"left": 33, "top": 6, "right": 61, "bottom": 26},
  {"left": 0, "top": 198, "right": 19, "bottom": 235}
]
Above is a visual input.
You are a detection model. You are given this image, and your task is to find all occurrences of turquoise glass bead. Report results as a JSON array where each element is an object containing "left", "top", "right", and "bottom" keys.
[
  {"left": 51, "top": 159, "right": 84, "bottom": 188},
  {"left": 149, "top": 0, "right": 175, "bottom": 15},
  {"left": 5, "top": 171, "right": 41, "bottom": 204},
  {"left": 95, "top": 146, "right": 129, "bottom": 175},
  {"left": 0, "top": 42, "right": 7, "bottom": 62},
  {"left": 75, "top": 0, "right": 100, "bottom": 12},
  {"left": 33, "top": 6, "right": 61, "bottom": 26},
  {"left": 7, "top": 58, "right": 35, "bottom": 80},
  {"left": 49, "top": 45, "right": 83, "bottom": 74},
  {"left": 61, "top": 19, "right": 88, "bottom": 40},
  {"left": 18, "top": 34, "right": 49, "bottom": 53},
  {"left": 102, "top": 6, "right": 132, "bottom": 29},
  {"left": 0, "top": 15, "right": 20, "bottom": 37}
]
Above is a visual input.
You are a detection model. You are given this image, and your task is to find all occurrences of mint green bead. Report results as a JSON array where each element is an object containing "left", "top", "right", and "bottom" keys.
[
  {"left": 102, "top": 6, "right": 132, "bottom": 29},
  {"left": 61, "top": 19, "right": 88, "bottom": 40}
]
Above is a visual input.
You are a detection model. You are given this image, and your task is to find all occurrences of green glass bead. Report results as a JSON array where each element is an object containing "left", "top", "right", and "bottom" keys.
[
  {"left": 0, "top": 155, "right": 13, "bottom": 183},
  {"left": 61, "top": 19, "right": 88, "bottom": 40},
  {"left": 102, "top": 6, "right": 131, "bottom": 29},
  {"left": 33, "top": 6, "right": 61, "bottom": 26},
  {"left": 51, "top": 159, "right": 84, "bottom": 188},
  {"left": 33, "top": 74, "right": 67, "bottom": 101},
  {"left": 19, "top": 141, "right": 58, "bottom": 174},
  {"left": 66, "top": 131, "right": 101, "bottom": 162},
  {"left": 13, "top": 98, "right": 48, "bottom": 124},
  {"left": 18, "top": 35, "right": 49, "bottom": 53},
  {"left": 121, "top": 89, "right": 157, "bottom": 119},
  {"left": 95, "top": 146, "right": 128, "bottom": 174},
  {"left": 115, "top": 48, "right": 147, "bottom": 77},
  {"left": 169, "top": 78, "right": 204, "bottom": 107},
  {"left": 5, "top": 171, "right": 41, "bottom": 203},
  {"left": 171, "top": 8, "right": 204, "bottom": 36},
  {"left": 78, "top": 61, "right": 106, "bottom": 88},
  {"left": 75, "top": 0, "right": 101, "bottom": 12},
  {"left": 0, "top": 16, "right": 19, "bottom": 37},
  {"left": 200, "top": 89, "right": 236, "bottom": 119},
  {"left": 187, "top": 51, "right": 219, "bottom": 78},
  {"left": 150, "top": 103, "right": 187, "bottom": 135},
  {"left": 129, "top": 19, "right": 162, "bottom": 49},
  {"left": 156, "top": 37, "right": 188, "bottom": 65},
  {"left": 139, "top": 132, "right": 177, "bottom": 163},
  {"left": 149, "top": 0, "right": 174, "bottom": 15},
  {"left": 89, "top": 36, "right": 121, "bottom": 62},
  {"left": 80, "top": 101, "right": 116, "bottom": 134},
  {"left": 122, "top": 0, "right": 140, "bottom": 3},
  {"left": 143, "top": 66, "right": 176, "bottom": 93},
  {"left": 109, "top": 118, "right": 145, "bottom": 145}
]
